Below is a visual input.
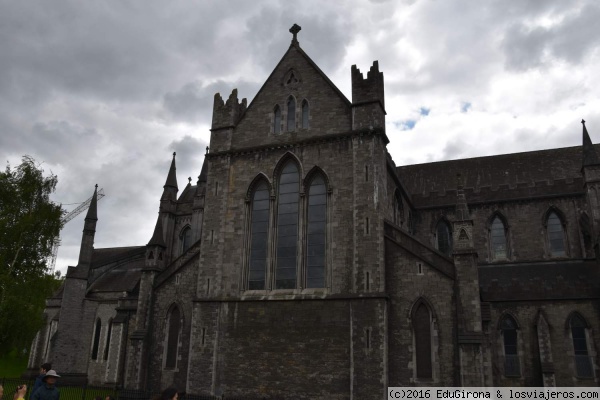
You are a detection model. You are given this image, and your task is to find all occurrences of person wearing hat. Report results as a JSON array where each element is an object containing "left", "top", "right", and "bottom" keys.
[
  {"left": 31, "top": 370, "right": 60, "bottom": 400},
  {"left": 30, "top": 363, "right": 51, "bottom": 400}
]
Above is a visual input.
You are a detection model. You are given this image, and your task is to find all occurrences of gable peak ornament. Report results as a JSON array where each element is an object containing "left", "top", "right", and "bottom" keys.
[{"left": 290, "top": 24, "right": 301, "bottom": 45}]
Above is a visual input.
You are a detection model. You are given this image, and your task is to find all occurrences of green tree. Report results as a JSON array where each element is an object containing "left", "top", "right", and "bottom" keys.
[{"left": 0, "top": 155, "right": 64, "bottom": 356}]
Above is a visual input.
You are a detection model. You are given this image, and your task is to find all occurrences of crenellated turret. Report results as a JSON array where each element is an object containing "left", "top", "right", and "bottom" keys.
[
  {"left": 351, "top": 61, "right": 385, "bottom": 131},
  {"left": 211, "top": 89, "right": 247, "bottom": 131},
  {"left": 210, "top": 89, "right": 247, "bottom": 153}
]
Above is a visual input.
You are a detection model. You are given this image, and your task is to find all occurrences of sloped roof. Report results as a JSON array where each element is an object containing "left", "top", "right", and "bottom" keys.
[
  {"left": 91, "top": 246, "right": 145, "bottom": 269},
  {"left": 396, "top": 145, "right": 593, "bottom": 207},
  {"left": 177, "top": 184, "right": 197, "bottom": 203},
  {"left": 87, "top": 252, "right": 145, "bottom": 293}
]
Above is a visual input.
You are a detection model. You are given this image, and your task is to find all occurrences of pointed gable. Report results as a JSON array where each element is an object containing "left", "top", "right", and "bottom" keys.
[{"left": 226, "top": 41, "right": 353, "bottom": 150}]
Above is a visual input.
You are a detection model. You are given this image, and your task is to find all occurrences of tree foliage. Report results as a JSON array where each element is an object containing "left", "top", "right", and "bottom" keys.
[{"left": 0, "top": 156, "right": 64, "bottom": 355}]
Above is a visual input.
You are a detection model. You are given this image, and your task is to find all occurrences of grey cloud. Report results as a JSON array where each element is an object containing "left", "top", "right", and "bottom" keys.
[
  {"left": 4, "top": 120, "right": 99, "bottom": 165},
  {"left": 502, "top": 3, "right": 600, "bottom": 71},
  {"left": 441, "top": 139, "right": 471, "bottom": 161},
  {"left": 163, "top": 80, "right": 261, "bottom": 124},
  {"left": 245, "top": 5, "right": 352, "bottom": 73},
  {"left": 169, "top": 135, "right": 208, "bottom": 184}
]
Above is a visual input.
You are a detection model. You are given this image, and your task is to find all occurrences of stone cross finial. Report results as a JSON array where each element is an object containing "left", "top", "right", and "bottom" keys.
[
  {"left": 188, "top": 177, "right": 192, "bottom": 184},
  {"left": 290, "top": 24, "right": 301, "bottom": 45},
  {"left": 582, "top": 119, "right": 586, "bottom": 125}
]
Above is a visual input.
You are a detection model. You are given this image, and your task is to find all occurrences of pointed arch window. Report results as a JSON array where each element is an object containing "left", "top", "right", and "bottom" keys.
[
  {"left": 249, "top": 181, "right": 270, "bottom": 290},
  {"left": 570, "top": 313, "right": 593, "bottom": 378},
  {"left": 490, "top": 216, "right": 508, "bottom": 260},
  {"left": 413, "top": 302, "right": 432, "bottom": 379},
  {"left": 393, "top": 190, "right": 404, "bottom": 227},
  {"left": 307, "top": 174, "right": 326, "bottom": 288},
  {"left": 276, "top": 161, "right": 300, "bottom": 289},
  {"left": 302, "top": 100, "right": 309, "bottom": 129},
  {"left": 91, "top": 318, "right": 101, "bottom": 360},
  {"left": 103, "top": 318, "right": 113, "bottom": 361},
  {"left": 547, "top": 211, "right": 566, "bottom": 257},
  {"left": 165, "top": 305, "right": 181, "bottom": 369},
  {"left": 436, "top": 220, "right": 452, "bottom": 257},
  {"left": 181, "top": 226, "right": 192, "bottom": 254},
  {"left": 500, "top": 315, "right": 520, "bottom": 377},
  {"left": 287, "top": 96, "right": 296, "bottom": 131},
  {"left": 274, "top": 105, "right": 281, "bottom": 134}
]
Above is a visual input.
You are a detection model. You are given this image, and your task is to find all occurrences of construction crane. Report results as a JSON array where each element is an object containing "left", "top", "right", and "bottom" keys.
[{"left": 48, "top": 188, "right": 105, "bottom": 272}]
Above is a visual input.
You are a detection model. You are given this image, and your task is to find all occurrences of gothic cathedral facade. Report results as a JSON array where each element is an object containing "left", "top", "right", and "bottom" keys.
[{"left": 28, "top": 26, "right": 600, "bottom": 399}]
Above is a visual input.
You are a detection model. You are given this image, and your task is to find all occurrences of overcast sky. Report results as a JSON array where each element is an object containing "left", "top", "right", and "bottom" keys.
[{"left": 2, "top": 0, "right": 599, "bottom": 276}]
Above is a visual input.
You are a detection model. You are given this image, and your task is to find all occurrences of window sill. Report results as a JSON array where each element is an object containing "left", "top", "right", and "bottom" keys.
[{"left": 240, "top": 288, "right": 329, "bottom": 300}]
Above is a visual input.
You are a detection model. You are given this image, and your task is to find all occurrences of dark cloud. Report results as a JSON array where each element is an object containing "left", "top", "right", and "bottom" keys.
[
  {"left": 502, "top": 3, "right": 600, "bottom": 71},
  {"left": 245, "top": 5, "right": 352, "bottom": 74},
  {"left": 169, "top": 135, "right": 208, "bottom": 183},
  {"left": 163, "top": 80, "right": 261, "bottom": 124}
]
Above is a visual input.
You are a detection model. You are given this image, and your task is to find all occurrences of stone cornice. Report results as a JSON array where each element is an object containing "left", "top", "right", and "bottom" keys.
[{"left": 206, "top": 128, "right": 389, "bottom": 159}]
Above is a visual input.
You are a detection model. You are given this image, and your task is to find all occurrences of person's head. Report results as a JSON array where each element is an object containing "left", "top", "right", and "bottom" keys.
[
  {"left": 1, "top": 384, "right": 4, "bottom": 399},
  {"left": 160, "top": 387, "right": 178, "bottom": 400},
  {"left": 40, "top": 363, "right": 52, "bottom": 374},
  {"left": 105, "top": 396, "right": 115, "bottom": 400},
  {"left": 43, "top": 370, "right": 60, "bottom": 387}
]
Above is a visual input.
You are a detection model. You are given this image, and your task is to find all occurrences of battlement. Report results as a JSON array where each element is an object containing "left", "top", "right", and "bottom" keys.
[
  {"left": 351, "top": 61, "right": 385, "bottom": 110},
  {"left": 211, "top": 88, "right": 247, "bottom": 130}
]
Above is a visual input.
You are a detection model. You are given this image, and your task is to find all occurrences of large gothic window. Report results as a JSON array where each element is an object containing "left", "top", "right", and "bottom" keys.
[
  {"left": 547, "top": 211, "right": 566, "bottom": 257},
  {"left": 500, "top": 315, "right": 520, "bottom": 377},
  {"left": 276, "top": 162, "right": 300, "bottom": 289},
  {"left": 165, "top": 305, "right": 181, "bottom": 369},
  {"left": 249, "top": 181, "right": 270, "bottom": 290},
  {"left": 570, "top": 313, "right": 593, "bottom": 378},
  {"left": 436, "top": 220, "right": 452, "bottom": 257},
  {"left": 246, "top": 158, "right": 329, "bottom": 291},
  {"left": 413, "top": 302, "right": 432, "bottom": 379},
  {"left": 287, "top": 96, "right": 296, "bottom": 131},
  {"left": 302, "top": 100, "right": 309, "bottom": 129},
  {"left": 306, "top": 174, "right": 326, "bottom": 288},
  {"left": 274, "top": 105, "right": 281, "bottom": 134},
  {"left": 91, "top": 318, "right": 101, "bottom": 360},
  {"left": 181, "top": 226, "right": 192, "bottom": 254},
  {"left": 490, "top": 216, "right": 508, "bottom": 260}
]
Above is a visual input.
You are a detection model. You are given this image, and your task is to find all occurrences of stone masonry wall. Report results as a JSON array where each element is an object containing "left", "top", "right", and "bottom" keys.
[
  {"left": 488, "top": 300, "right": 600, "bottom": 386},
  {"left": 385, "top": 233, "right": 456, "bottom": 386},
  {"left": 414, "top": 196, "right": 586, "bottom": 263},
  {"left": 186, "top": 298, "right": 386, "bottom": 399},
  {"left": 87, "top": 302, "right": 117, "bottom": 385},
  {"left": 146, "top": 255, "right": 199, "bottom": 392}
]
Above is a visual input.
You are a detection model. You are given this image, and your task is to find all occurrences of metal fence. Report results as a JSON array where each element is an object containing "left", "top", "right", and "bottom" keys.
[{"left": 0, "top": 379, "right": 281, "bottom": 400}]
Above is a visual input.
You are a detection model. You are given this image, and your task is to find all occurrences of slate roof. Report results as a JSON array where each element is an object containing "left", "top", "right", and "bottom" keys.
[
  {"left": 478, "top": 259, "right": 600, "bottom": 302},
  {"left": 84, "top": 246, "right": 146, "bottom": 294},
  {"left": 177, "top": 184, "right": 197, "bottom": 203},
  {"left": 87, "top": 257, "right": 145, "bottom": 293},
  {"left": 397, "top": 145, "right": 594, "bottom": 208},
  {"left": 90, "top": 246, "right": 145, "bottom": 269}
]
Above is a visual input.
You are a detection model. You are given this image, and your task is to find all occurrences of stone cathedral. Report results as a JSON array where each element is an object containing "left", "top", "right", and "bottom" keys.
[{"left": 27, "top": 25, "right": 600, "bottom": 399}]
